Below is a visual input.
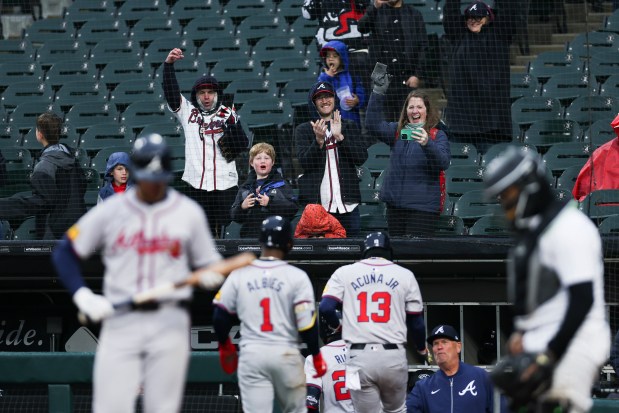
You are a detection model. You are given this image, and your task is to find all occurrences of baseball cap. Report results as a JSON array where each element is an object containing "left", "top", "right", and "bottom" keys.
[
  {"left": 465, "top": 1, "right": 493, "bottom": 19},
  {"left": 312, "top": 81, "right": 335, "bottom": 100},
  {"left": 426, "top": 325, "right": 460, "bottom": 344}
]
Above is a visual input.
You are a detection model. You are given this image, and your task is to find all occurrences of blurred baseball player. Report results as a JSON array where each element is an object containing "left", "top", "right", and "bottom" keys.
[
  {"left": 52, "top": 134, "right": 226, "bottom": 413},
  {"left": 320, "top": 232, "right": 429, "bottom": 413},
  {"left": 305, "top": 310, "right": 355, "bottom": 413},
  {"left": 212, "top": 216, "right": 327, "bottom": 413},
  {"left": 484, "top": 146, "right": 611, "bottom": 413}
]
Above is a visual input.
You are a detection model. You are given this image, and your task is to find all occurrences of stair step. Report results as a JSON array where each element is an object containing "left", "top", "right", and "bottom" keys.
[
  {"left": 567, "top": 22, "right": 604, "bottom": 33},
  {"left": 510, "top": 65, "right": 527, "bottom": 74},
  {"left": 530, "top": 44, "right": 568, "bottom": 54},
  {"left": 514, "top": 55, "right": 535, "bottom": 67},
  {"left": 551, "top": 33, "right": 580, "bottom": 45},
  {"left": 528, "top": 23, "right": 553, "bottom": 44}
]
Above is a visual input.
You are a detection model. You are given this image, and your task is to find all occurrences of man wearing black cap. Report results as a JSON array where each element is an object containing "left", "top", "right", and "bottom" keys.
[
  {"left": 162, "top": 47, "right": 248, "bottom": 238},
  {"left": 406, "top": 324, "right": 499, "bottom": 413},
  {"left": 294, "top": 80, "right": 368, "bottom": 237}
]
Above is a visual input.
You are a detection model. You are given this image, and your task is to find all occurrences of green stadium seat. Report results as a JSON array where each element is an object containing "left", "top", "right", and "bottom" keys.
[
  {"left": 196, "top": 36, "right": 250, "bottom": 69},
  {"left": 23, "top": 19, "right": 75, "bottom": 47},
  {"left": 564, "top": 96, "right": 619, "bottom": 128},
  {"left": 419, "top": 7, "right": 444, "bottom": 37},
  {"left": 556, "top": 164, "right": 583, "bottom": 193},
  {"left": 553, "top": 187, "right": 573, "bottom": 202},
  {"left": 359, "top": 203, "right": 387, "bottom": 232},
  {"left": 363, "top": 142, "right": 391, "bottom": 175},
  {"left": 139, "top": 121, "right": 183, "bottom": 145},
  {"left": 22, "top": 125, "right": 79, "bottom": 150},
  {"left": 35, "top": 39, "right": 90, "bottom": 70},
  {"left": 0, "top": 62, "right": 44, "bottom": 93},
  {"left": 99, "top": 58, "right": 151, "bottom": 91},
  {"left": 540, "top": 73, "right": 596, "bottom": 106},
  {"left": 598, "top": 214, "right": 619, "bottom": 234},
  {"left": 183, "top": 17, "right": 235, "bottom": 48},
  {"left": 76, "top": 19, "right": 130, "bottom": 48},
  {"left": 276, "top": 0, "right": 306, "bottom": 25},
  {"left": 251, "top": 35, "right": 305, "bottom": 66},
  {"left": 84, "top": 189, "right": 100, "bottom": 210},
  {"left": 44, "top": 60, "right": 98, "bottom": 91},
  {"left": 153, "top": 57, "right": 206, "bottom": 87},
  {"left": 169, "top": 0, "right": 219, "bottom": 26},
  {"left": 542, "top": 142, "right": 590, "bottom": 177},
  {"left": 0, "top": 123, "right": 21, "bottom": 147},
  {"left": 289, "top": 16, "right": 320, "bottom": 46},
  {"left": 445, "top": 166, "right": 485, "bottom": 199},
  {"left": 2, "top": 147, "right": 34, "bottom": 170},
  {"left": 63, "top": 0, "right": 116, "bottom": 28},
  {"left": 453, "top": 189, "right": 502, "bottom": 226},
  {"left": 264, "top": 57, "right": 320, "bottom": 86},
  {"left": 91, "top": 146, "right": 130, "bottom": 174},
  {"left": 0, "top": 219, "right": 12, "bottom": 240},
  {"left": 79, "top": 123, "right": 133, "bottom": 153},
  {"left": 83, "top": 167, "right": 103, "bottom": 191},
  {"left": 238, "top": 97, "right": 293, "bottom": 131},
  {"left": 54, "top": 81, "right": 108, "bottom": 114},
  {"left": 511, "top": 96, "right": 563, "bottom": 132},
  {"left": 599, "top": 74, "right": 619, "bottom": 97},
  {"left": 578, "top": 189, "right": 619, "bottom": 222},
  {"left": 567, "top": 31, "right": 619, "bottom": 60},
  {"left": 527, "top": 51, "right": 581, "bottom": 84},
  {"left": 121, "top": 100, "right": 174, "bottom": 132},
  {"left": 65, "top": 102, "right": 119, "bottom": 132},
  {"left": 449, "top": 142, "right": 479, "bottom": 166},
  {"left": 434, "top": 215, "right": 466, "bottom": 236},
  {"left": 129, "top": 17, "right": 183, "bottom": 49},
  {"left": 582, "top": 118, "right": 616, "bottom": 148},
  {"left": 468, "top": 215, "right": 511, "bottom": 236},
  {"left": 12, "top": 216, "right": 37, "bottom": 240},
  {"left": 442, "top": 193, "right": 454, "bottom": 215},
  {"left": 480, "top": 142, "right": 538, "bottom": 167},
  {"left": 116, "top": 0, "right": 170, "bottom": 27},
  {"left": 0, "top": 39, "right": 36, "bottom": 63},
  {"left": 221, "top": 0, "right": 275, "bottom": 26},
  {"left": 222, "top": 221, "right": 242, "bottom": 239},
  {"left": 89, "top": 38, "right": 142, "bottom": 69},
  {"left": 223, "top": 78, "right": 278, "bottom": 108},
  {"left": 142, "top": 37, "right": 195, "bottom": 71},
  {"left": 522, "top": 119, "right": 582, "bottom": 153},
  {"left": 602, "top": 9, "right": 619, "bottom": 34},
  {"left": 358, "top": 165, "right": 379, "bottom": 204},
  {"left": 74, "top": 147, "right": 91, "bottom": 168},
  {"left": 510, "top": 72, "right": 538, "bottom": 103},
  {"left": 236, "top": 14, "right": 287, "bottom": 46},
  {"left": 209, "top": 57, "right": 263, "bottom": 88},
  {"left": 110, "top": 79, "right": 163, "bottom": 112},
  {"left": 587, "top": 53, "right": 619, "bottom": 84},
  {"left": 1, "top": 82, "right": 53, "bottom": 115},
  {"left": 8, "top": 102, "right": 61, "bottom": 133},
  {"left": 167, "top": 144, "right": 186, "bottom": 175}
]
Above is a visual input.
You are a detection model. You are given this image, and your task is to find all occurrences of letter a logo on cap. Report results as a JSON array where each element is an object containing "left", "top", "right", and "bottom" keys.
[
  {"left": 436, "top": 326, "right": 445, "bottom": 334},
  {"left": 317, "top": 83, "right": 327, "bottom": 90}
]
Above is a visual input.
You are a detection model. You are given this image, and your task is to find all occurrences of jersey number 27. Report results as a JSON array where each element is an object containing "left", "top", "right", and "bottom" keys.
[{"left": 357, "top": 291, "right": 391, "bottom": 323}]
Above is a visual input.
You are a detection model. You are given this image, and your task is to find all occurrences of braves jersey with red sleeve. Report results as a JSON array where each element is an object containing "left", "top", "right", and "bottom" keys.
[
  {"left": 213, "top": 258, "right": 316, "bottom": 347},
  {"left": 322, "top": 257, "right": 423, "bottom": 344},
  {"left": 305, "top": 339, "right": 355, "bottom": 412},
  {"left": 67, "top": 188, "right": 221, "bottom": 304},
  {"left": 170, "top": 95, "right": 239, "bottom": 191}
]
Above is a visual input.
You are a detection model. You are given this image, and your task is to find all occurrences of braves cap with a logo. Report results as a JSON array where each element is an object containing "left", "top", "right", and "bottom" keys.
[
  {"left": 311, "top": 81, "right": 335, "bottom": 100},
  {"left": 465, "top": 1, "right": 494, "bottom": 19},
  {"left": 426, "top": 324, "right": 460, "bottom": 344}
]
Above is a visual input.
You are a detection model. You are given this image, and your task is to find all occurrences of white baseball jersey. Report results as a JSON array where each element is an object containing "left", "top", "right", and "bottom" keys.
[
  {"left": 68, "top": 188, "right": 221, "bottom": 303},
  {"left": 322, "top": 257, "right": 423, "bottom": 344},
  {"left": 305, "top": 339, "right": 355, "bottom": 413},
  {"left": 213, "top": 258, "right": 316, "bottom": 347},
  {"left": 169, "top": 95, "right": 239, "bottom": 191}
]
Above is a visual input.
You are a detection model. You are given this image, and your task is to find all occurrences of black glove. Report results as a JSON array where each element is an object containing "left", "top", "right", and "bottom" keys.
[{"left": 371, "top": 62, "right": 392, "bottom": 95}]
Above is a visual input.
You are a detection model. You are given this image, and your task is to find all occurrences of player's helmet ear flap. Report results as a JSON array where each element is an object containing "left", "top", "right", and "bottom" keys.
[
  {"left": 483, "top": 146, "right": 553, "bottom": 228},
  {"left": 130, "top": 133, "right": 173, "bottom": 182},
  {"left": 259, "top": 215, "right": 293, "bottom": 253},
  {"left": 362, "top": 231, "right": 392, "bottom": 259},
  {"left": 319, "top": 309, "right": 342, "bottom": 344}
]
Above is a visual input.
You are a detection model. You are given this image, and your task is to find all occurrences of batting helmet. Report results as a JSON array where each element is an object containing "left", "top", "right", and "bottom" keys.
[
  {"left": 483, "top": 145, "right": 553, "bottom": 228},
  {"left": 362, "top": 231, "right": 392, "bottom": 259},
  {"left": 130, "top": 133, "right": 173, "bottom": 182},
  {"left": 259, "top": 216, "right": 293, "bottom": 252},
  {"left": 319, "top": 309, "right": 342, "bottom": 344}
]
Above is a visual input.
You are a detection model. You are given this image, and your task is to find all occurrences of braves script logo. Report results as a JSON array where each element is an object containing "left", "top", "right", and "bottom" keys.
[
  {"left": 114, "top": 230, "right": 182, "bottom": 258},
  {"left": 458, "top": 380, "right": 478, "bottom": 396}
]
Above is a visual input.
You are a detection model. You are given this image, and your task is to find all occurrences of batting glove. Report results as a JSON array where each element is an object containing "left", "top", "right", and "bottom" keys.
[
  {"left": 312, "top": 352, "right": 327, "bottom": 378},
  {"left": 73, "top": 287, "right": 114, "bottom": 323},
  {"left": 219, "top": 337, "right": 238, "bottom": 374},
  {"left": 198, "top": 270, "right": 226, "bottom": 290}
]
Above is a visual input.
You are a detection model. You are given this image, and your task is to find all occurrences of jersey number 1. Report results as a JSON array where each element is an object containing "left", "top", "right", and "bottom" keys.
[
  {"left": 357, "top": 291, "right": 391, "bottom": 323},
  {"left": 260, "top": 297, "right": 274, "bottom": 332}
]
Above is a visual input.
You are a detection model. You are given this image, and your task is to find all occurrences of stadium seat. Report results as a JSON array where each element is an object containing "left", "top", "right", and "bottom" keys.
[
  {"left": 222, "top": 221, "right": 242, "bottom": 239},
  {"left": 63, "top": 0, "right": 116, "bottom": 27},
  {"left": 452, "top": 189, "right": 502, "bottom": 225},
  {"left": 76, "top": 19, "right": 130, "bottom": 47},
  {"left": 578, "top": 189, "right": 619, "bottom": 222},
  {"left": 540, "top": 73, "right": 596, "bottom": 106},
  {"left": 434, "top": 215, "right": 466, "bottom": 236},
  {"left": 251, "top": 35, "right": 305, "bottom": 66},
  {"left": 0, "top": 62, "right": 44, "bottom": 93},
  {"left": 99, "top": 58, "right": 151, "bottom": 90},
  {"left": 142, "top": 37, "right": 195, "bottom": 71},
  {"left": 116, "top": 0, "right": 170, "bottom": 27},
  {"left": 564, "top": 96, "right": 619, "bottom": 128},
  {"left": 8, "top": 102, "right": 61, "bottom": 133},
  {"left": 83, "top": 167, "right": 102, "bottom": 191},
  {"left": 109, "top": 79, "right": 163, "bottom": 112},
  {"left": 84, "top": 189, "right": 100, "bottom": 209},
  {"left": 527, "top": 51, "right": 582, "bottom": 84},
  {"left": 582, "top": 118, "right": 616, "bottom": 148},
  {"left": 264, "top": 57, "right": 320, "bottom": 86},
  {"left": 468, "top": 215, "right": 511, "bottom": 236},
  {"left": 511, "top": 96, "right": 563, "bottom": 132},
  {"left": 587, "top": 53, "right": 619, "bottom": 84},
  {"left": 359, "top": 203, "right": 388, "bottom": 232},
  {"left": 556, "top": 164, "right": 584, "bottom": 193},
  {"left": 480, "top": 142, "right": 538, "bottom": 167},
  {"left": 12, "top": 217, "right": 37, "bottom": 240},
  {"left": 90, "top": 146, "right": 130, "bottom": 175},
  {"left": 196, "top": 36, "right": 250, "bottom": 69},
  {"left": 419, "top": 7, "right": 444, "bottom": 37},
  {"left": 522, "top": 119, "right": 582, "bottom": 153},
  {"left": 238, "top": 97, "right": 293, "bottom": 131},
  {"left": 542, "top": 142, "right": 590, "bottom": 177},
  {"left": 1, "top": 82, "right": 53, "bottom": 115},
  {"left": 223, "top": 78, "right": 278, "bottom": 108},
  {"left": 74, "top": 147, "right": 91, "bottom": 168},
  {"left": 79, "top": 123, "right": 134, "bottom": 153},
  {"left": 35, "top": 39, "right": 90, "bottom": 70},
  {"left": 121, "top": 100, "right": 174, "bottom": 132},
  {"left": 22, "top": 124, "right": 79, "bottom": 150},
  {"left": 0, "top": 39, "right": 36, "bottom": 63},
  {"left": 567, "top": 31, "right": 619, "bottom": 60},
  {"left": 65, "top": 102, "right": 120, "bottom": 132},
  {"left": 442, "top": 193, "right": 454, "bottom": 216},
  {"left": 153, "top": 56, "right": 206, "bottom": 86},
  {"left": 169, "top": 0, "right": 219, "bottom": 26},
  {"left": 598, "top": 214, "right": 619, "bottom": 234},
  {"left": 358, "top": 165, "right": 379, "bottom": 204},
  {"left": 209, "top": 57, "right": 263, "bottom": 88},
  {"left": 44, "top": 60, "right": 98, "bottom": 91},
  {"left": 599, "top": 74, "right": 619, "bottom": 97},
  {"left": 510, "top": 72, "right": 538, "bottom": 103},
  {"left": 129, "top": 17, "right": 183, "bottom": 49},
  {"left": 279, "top": 76, "right": 316, "bottom": 126},
  {"left": 0, "top": 123, "right": 21, "bottom": 148},
  {"left": 363, "top": 142, "right": 391, "bottom": 175},
  {"left": 236, "top": 14, "right": 287, "bottom": 46},
  {"left": 221, "top": 0, "right": 275, "bottom": 26},
  {"left": 89, "top": 38, "right": 142, "bottom": 68},
  {"left": 276, "top": 0, "right": 306, "bottom": 25},
  {"left": 54, "top": 81, "right": 108, "bottom": 114},
  {"left": 183, "top": 16, "right": 235, "bottom": 48},
  {"left": 139, "top": 121, "right": 183, "bottom": 144},
  {"left": 289, "top": 16, "right": 320, "bottom": 46},
  {"left": 602, "top": 9, "right": 619, "bottom": 34},
  {"left": 23, "top": 19, "right": 75, "bottom": 47},
  {"left": 444, "top": 166, "right": 485, "bottom": 199},
  {"left": 449, "top": 142, "right": 479, "bottom": 166}
]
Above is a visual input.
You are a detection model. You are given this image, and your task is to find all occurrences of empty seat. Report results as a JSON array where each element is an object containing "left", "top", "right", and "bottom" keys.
[
  {"left": 556, "top": 164, "right": 584, "bottom": 193},
  {"left": 564, "top": 96, "right": 619, "bottom": 128},
  {"left": 434, "top": 215, "right": 466, "bottom": 236},
  {"left": 236, "top": 14, "right": 287, "bottom": 46},
  {"left": 12, "top": 217, "right": 37, "bottom": 240},
  {"left": 121, "top": 100, "right": 174, "bottom": 131},
  {"left": 522, "top": 119, "right": 582, "bottom": 152},
  {"left": 65, "top": 102, "right": 119, "bottom": 132},
  {"left": 359, "top": 203, "right": 387, "bottom": 231},
  {"left": 223, "top": 78, "right": 278, "bottom": 107},
  {"left": 183, "top": 16, "right": 235, "bottom": 48},
  {"left": 45, "top": 60, "right": 98, "bottom": 91},
  {"left": 511, "top": 96, "right": 563, "bottom": 131},
  {"left": 587, "top": 53, "right": 619, "bottom": 83},
  {"left": 542, "top": 142, "right": 591, "bottom": 177},
  {"left": 510, "top": 72, "right": 538, "bottom": 103},
  {"left": 582, "top": 118, "right": 616, "bottom": 148},
  {"left": 8, "top": 102, "right": 61, "bottom": 132},
  {"left": 76, "top": 19, "right": 130, "bottom": 47},
  {"left": 540, "top": 73, "right": 595, "bottom": 105},
  {"left": 142, "top": 37, "right": 195, "bottom": 71},
  {"left": 238, "top": 97, "right": 293, "bottom": 130},
  {"left": 99, "top": 58, "right": 151, "bottom": 90},
  {"left": 1, "top": 82, "right": 53, "bottom": 115},
  {"left": 55, "top": 81, "right": 108, "bottom": 113},
  {"left": 22, "top": 124, "right": 79, "bottom": 150},
  {"left": 209, "top": 57, "right": 263, "bottom": 88},
  {"left": 527, "top": 51, "right": 581, "bottom": 84},
  {"left": 196, "top": 36, "right": 250, "bottom": 69},
  {"left": 453, "top": 189, "right": 502, "bottom": 225},
  {"left": 288, "top": 16, "right": 320, "bottom": 45},
  {"left": 0, "top": 123, "right": 22, "bottom": 148},
  {"left": 89, "top": 38, "right": 141, "bottom": 68},
  {"left": 79, "top": 123, "right": 133, "bottom": 152},
  {"left": 567, "top": 31, "right": 619, "bottom": 60},
  {"left": 35, "top": 40, "right": 90, "bottom": 69},
  {"left": 578, "top": 189, "right": 619, "bottom": 222},
  {"left": 480, "top": 142, "right": 538, "bottom": 167},
  {"left": 276, "top": 0, "right": 306, "bottom": 25},
  {"left": 599, "top": 73, "right": 619, "bottom": 97},
  {"left": 251, "top": 35, "right": 305, "bottom": 66},
  {"left": 598, "top": 214, "right": 619, "bottom": 234},
  {"left": 264, "top": 57, "right": 320, "bottom": 85},
  {"left": 0, "top": 62, "right": 44, "bottom": 93},
  {"left": 140, "top": 121, "right": 183, "bottom": 144},
  {"left": 116, "top": 0, "right": 169, "bottom": 26},
  {"left": 129, "top": 17, "right": 183, "bottom": 49},
  {"left": 153, "top": 57, "right": 206, "bottom": 85},
  {"left": 221, "top": 0, "right": 275, "bottom": 26},
  {"left": 110, "top": 79, "right": 163, "bottom": 112},
  {"left": 63, "top": 0, "right": 116, "bottom": 27},
  {"left": 468, "top": 215, "right": 511, "bottom": 236},
  {"left": 279, "top": 76, "right": 316, "bottom": 126},
  {"left": 363, "top": 142, "right": 391, "bottom": 175},
  {"left": 169, "top": 0, "right": 219, "bottom": 26},
  {"left": 0, "top": 39, "right": 36, "bottom": 63},
  {"left": 444, "top": 166, "right": 485, "bottom": 199},
  {"left": 449, "top": 142, "right": 479, "bottom": 166},
  {"left": 24, "top": 19, "right": 75, "bottom": 47}
]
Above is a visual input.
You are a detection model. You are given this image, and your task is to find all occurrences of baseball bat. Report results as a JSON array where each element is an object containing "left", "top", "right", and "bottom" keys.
[{"left": 78, "top": 252, "right": 255, "bottom": 324}]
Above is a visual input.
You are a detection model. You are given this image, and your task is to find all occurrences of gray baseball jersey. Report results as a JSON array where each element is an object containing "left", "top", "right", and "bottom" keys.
[
  {"left": 322, "top": 257, "right": 423, "bottom": 344},
  {"left": 305, "top": 339, "right": 355, "bottom": 413}
]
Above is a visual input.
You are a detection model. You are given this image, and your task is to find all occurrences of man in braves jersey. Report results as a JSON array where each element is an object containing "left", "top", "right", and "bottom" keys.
[
  {"left": 212, "top": 216, "right": 327, "bottom": 413},
  {"left": 163, "top": 47, "right": 248, "bottom": 238},
  {"left": 51, "top": 134, "right": 226, "bottom": 413},
  {"left": 319, "top": 232, "right": 430, "bottom": 413},
  {"left": 485, "top": 146, "right": 611, "bottom": 413},
  {"left": 406, "top": 324, "right": 499, "bottom": 413},
  {"left": 305, "top": 310, "right": 355, "bottom": 413}
]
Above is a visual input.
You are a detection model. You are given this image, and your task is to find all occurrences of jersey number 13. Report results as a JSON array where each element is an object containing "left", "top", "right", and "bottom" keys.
[{"left": 357, "top": 291, "right": 391, "bottom": 323}]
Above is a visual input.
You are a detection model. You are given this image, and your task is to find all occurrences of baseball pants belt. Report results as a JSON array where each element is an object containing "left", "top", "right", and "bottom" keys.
[
  {"left": 350, "top": 343, "right": 400, "bottom": 350},
  {"left": 127, "top": 300, "right": 191, "bottom": 312}
]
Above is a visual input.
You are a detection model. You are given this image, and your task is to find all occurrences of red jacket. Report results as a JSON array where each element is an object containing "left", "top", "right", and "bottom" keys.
[
  {"left": 573, "top": 138, "right": 619, "bottom": 201},
  {"left": 294, "top": 204, "right": 347, "bottom": 238}
]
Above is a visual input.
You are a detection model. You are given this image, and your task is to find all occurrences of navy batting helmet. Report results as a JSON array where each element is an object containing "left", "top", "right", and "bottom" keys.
[
  {"left": 362, "top": 231, "right": 392, "bottom": 259},
  {"left": 319, "top": 309, "right": 342, "bottom": 344},
  {"left": 130, "top": 133, "right": 173, "bottom": 182},
  {"left": 259, "top": 216, "right": 293, "bottom": 252}
]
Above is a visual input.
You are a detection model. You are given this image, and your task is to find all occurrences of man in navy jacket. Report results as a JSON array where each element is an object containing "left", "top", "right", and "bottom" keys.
[{"left": 407, "top": 325, "right": 499, "bottom": 413}]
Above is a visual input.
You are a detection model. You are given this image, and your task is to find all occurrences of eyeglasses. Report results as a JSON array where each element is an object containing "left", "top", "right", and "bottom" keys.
[{"left": 467, "top": 16, "right": 484, "bottom": 22}]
